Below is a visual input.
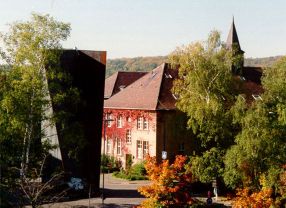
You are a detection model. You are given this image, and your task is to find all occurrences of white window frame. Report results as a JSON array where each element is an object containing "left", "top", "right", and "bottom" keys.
[
  {"left": 126, "top": 129, "right": 131, "bottom": 144},
  {"left": 106, "top": 138, "right": 111, "bottom": 154},
  {"left": 106, "top": 113, "right": 112, "bottom": 127},
  {"left": 137, "top": 117, "right": 143, "bottom": 130},
  {"left": 126, "top": 116, "right": 131, "bottom": 123},
  {"left": 137, "top": 140, "right": 143, "bottom": 159},
  {"left": 117, "top": 115, "right": 123, "bottom": 128},
  {"left": 143, "top": 141, "right": 149, "bottom": 158},
  {"left": 143, "top": 118, "right": 149, "bottom": 130},
  {"left": 252, "top": 94, "right": 262, "bottom": 101},
  {"left": 116, "top": 138, "right": 122, "bottom": 155}
]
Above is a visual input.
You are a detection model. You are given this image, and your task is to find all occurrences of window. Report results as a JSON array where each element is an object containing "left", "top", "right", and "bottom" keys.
[
  {"left": 143, "top": 141, "right": 149, "bottom": 158},
  {"left": 137, "top": 117, "right": 143, "bottom": 130},
  {"left": 126, "top": 129, "right": 131, "bottom": 144},
  {"left": 179, "top": 143, "right": 185, "bottom": 153},
  {"left": 172, "top": 93, "right": 179, "bottom": 100},
  {"left": 138, "top": 117, "right": 148, "bottom": 130},
  {"left": 252, "top": 94, "right": 262, "bottom": 101},
  {"left": 106, "top": 113, "right": 112, "bottom": 127},
  {"left": 126, "top": 116, "right": 131, "bottom": 123},
  {"left": 136, "top": 140, "right": 143, "bottom": 159},
  {"left": 116, "top": 138, "right": 121, "bottom": 155},
  {"left": 137, "top": 140, "right": 148, "bottom": 159},
  {"left": 240, "top": 76, "right": 246, "bottom": 81},
  {"left": 143, "top": 118, "right": 149, "bottom": 130},
  {"left": 106, "top": 138, "right": 111, "bottom": 154},
  {"left": 117, "top": 115, "right": 123, "bottom": 128}
]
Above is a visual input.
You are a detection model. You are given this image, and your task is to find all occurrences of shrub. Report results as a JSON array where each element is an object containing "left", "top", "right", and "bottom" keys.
[
  {"left": 130, "top": 162, "right": 146, "bottom": 176},
  {"left": 233, "top": 187, "right": 273, "bottom": 208},
  {"left": 138, "top": 155, "right": 194, "bottom": 207},
  {"left": 101, "top": 154, "right": 121, "bottom": 173},
  {"left": 112, "top": 161, "right": 147, "bottom": 181}
]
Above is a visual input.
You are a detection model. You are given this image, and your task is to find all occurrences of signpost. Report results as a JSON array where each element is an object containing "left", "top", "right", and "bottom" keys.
[{"left": 162, "top": 151, "right": 167, "bottom": 160}]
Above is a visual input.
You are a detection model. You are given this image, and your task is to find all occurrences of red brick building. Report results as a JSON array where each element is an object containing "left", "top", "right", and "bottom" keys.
[
  {"left": 103, "top": 64, "right": 195, "bottom": 168},
  {"left": 102, "top": 20, "right": 263, "bottom": 168}
]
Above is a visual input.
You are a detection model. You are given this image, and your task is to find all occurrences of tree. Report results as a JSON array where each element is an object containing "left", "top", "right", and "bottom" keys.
[
  {"left": 0, "top": 13, "right": 71, "bottom": 206},
  {"left": 224, "top": 57, "right": 286, "bottom": 202},
  {"left": 169, "top": 30, "right": 241, "bottom": 182},
  {"left": 138, "top": 155, "right": 194, "bottom": 208}
]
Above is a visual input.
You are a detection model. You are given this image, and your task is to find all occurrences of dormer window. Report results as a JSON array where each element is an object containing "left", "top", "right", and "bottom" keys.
[
  {"left": 164, "top": 73, "right": 173, "bottom": 79},
  {"left": 119, "top": 85, "right": 126, "bottom": 91},
  {"left": 239, "top": 76, "right": 246, "bottom": 81},
  {"left": 172, "top": 93, "right": 179, "bottom": 100},
  {"left": 252, "top": 94, "right": 262, "bottom": 101}
]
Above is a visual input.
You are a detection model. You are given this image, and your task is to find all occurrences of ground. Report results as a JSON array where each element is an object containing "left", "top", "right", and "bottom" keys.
[{"left": 41, "top": 174, "right": 232, "bottom": 208}]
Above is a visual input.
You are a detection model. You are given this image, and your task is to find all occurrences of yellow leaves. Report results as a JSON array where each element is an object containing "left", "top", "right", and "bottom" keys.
[
  {"left": 233, "top": 188, "right": 273, "bottom": 208},
  {"left": 138, "top": 155, "right": 194, "bottom": 207}
]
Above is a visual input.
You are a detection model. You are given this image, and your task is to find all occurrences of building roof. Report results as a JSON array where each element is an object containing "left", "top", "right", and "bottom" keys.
[
  {"left": 104, "top": 63, "right": 177, "bottom": 110},
  {"left": 240, "top": 66, "right": 264, "bottom": 103},
  {"left": 242, "top": 66, "right": 262, "bottom": 84},
  {"left": 104, "top": 71, "right": 147, "bottom": 99},
  {"left": 226, "top": 18, "right": 243, "bottom": 52}
]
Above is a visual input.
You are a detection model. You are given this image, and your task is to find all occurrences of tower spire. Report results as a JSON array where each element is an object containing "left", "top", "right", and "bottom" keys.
[
  {"left": 226, "top": 17, "right": 244, "bottom": 74},
  {"left": 226, "top": 17, "right": 242, "bottom": 51}
]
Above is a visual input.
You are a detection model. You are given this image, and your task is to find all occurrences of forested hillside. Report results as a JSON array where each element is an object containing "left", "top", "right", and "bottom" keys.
[
  {"left": 106, "top": 56, "right": 167, "bottom": 77},
  {"left": 244, "top": 56, "right": 282, "bottom": 67},
  {"left": 106, "top": 55, "right": 282, "bottom": 77}
]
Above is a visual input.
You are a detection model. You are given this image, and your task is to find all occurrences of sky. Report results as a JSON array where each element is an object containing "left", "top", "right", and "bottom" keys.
[{"left": 1, "top": 0, "right": 286, "bottom": 59}]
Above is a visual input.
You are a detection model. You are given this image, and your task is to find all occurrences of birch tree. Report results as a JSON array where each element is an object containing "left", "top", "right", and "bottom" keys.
[
  {"left": 0, "top": 13, "right": 70, "bottom": 205},
  {"left": 169, "top": 30, "right": 241, "bottom": 182}
]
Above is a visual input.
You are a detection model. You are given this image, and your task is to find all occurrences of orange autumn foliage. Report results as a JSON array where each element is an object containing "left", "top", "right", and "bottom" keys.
[
  {"left": 233, "top": 188, "right": 273, "bottom": 208},
  {"left": 138, "top": 155, "right": 194, "bottom": 208}
]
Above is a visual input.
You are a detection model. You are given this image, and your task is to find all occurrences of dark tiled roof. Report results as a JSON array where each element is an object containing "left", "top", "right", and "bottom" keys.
[
  {"left": 240, "top": 79, "right": 264, "bottom": 104},
  {"left": 242, "top": 66, "right": 262, "bottom": 84},
  {"left": 226, "top": 18, "right": 242, "bottom": 52},
  {"left": 237, "top": 66, "right": 264, "bottom": 103},
  {"left": 157, "top": 65, "right": 178, "bottom": 110},
  {"left": 104, "top": 63, "right": 178, "bottom": 110},
  {"left": 104, "top": 71, "right": 147, "bottom": 99}
]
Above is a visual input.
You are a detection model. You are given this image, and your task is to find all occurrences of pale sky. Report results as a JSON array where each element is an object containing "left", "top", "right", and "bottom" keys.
[{"left": 1, "top": 0, "right": 286, "bottom": 59}]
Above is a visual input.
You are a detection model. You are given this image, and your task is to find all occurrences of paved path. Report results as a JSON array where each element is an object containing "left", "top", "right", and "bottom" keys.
[
  {"left": 42, "top": 174, "right": 232, "bottom": 208},
  {"left": 43, "top": 174, "right": 151, "bottom": 208}
]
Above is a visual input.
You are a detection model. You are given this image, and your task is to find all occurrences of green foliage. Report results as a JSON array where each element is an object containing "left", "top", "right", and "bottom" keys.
[
  {"left": 0, "top": 13, "right": 71, "bottom": 206},
  {"left": 224, "top": 56, "right": 286, "bottom": 194},
  {"left": 169, "top": 30, "right": 238, "bottom": 148},
  {"left": 168, "top": 30, "right": 240, "bottom": 181},
  {"left": 130, "top": 161, "right": 147, "bottom": 176},
  {"left": 113, "top": 161, "right": 147, "bottom": 181},
  {"left": 126, "top": 154, "right": 133, "bottom": 171},
  {"left": 101, "top": 154, "right": 121, "bottom": 173},
  {"left": 190, "top": 148, "right": 224, "bottom": 183}
]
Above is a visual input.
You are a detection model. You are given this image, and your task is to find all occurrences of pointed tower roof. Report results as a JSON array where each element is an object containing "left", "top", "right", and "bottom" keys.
[{"left": 226, "top": 17, "right": 242, "bottom": 51}]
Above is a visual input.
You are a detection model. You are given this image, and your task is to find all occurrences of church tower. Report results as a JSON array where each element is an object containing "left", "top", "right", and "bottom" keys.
[{"left": 226, "top": 17, "right": 244, "bottom": 74}]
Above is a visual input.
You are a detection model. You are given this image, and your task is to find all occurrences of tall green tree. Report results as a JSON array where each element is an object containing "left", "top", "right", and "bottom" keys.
[
  {"left": 169, "top": 31, "right": 241, "bottom": 182},
  {"left": 224, "top": 57, "right": 286, "bottom": 194},
  {"left": 0, "top": 13, "right": 71, "bottom": 206}
]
